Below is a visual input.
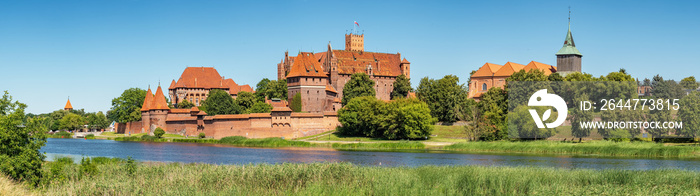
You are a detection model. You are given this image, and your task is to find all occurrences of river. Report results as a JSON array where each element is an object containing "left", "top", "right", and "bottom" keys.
[{"left": 42, "top": 138, "right": 700, "bottom": 170}]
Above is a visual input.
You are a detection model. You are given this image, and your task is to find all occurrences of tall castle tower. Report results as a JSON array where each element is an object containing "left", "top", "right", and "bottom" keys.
[
  {"left": 345, "top": 33, "right": 364, "bottom": 52},
  {"left": 555, "top": 11, "right": 582, "bottom": 74}
]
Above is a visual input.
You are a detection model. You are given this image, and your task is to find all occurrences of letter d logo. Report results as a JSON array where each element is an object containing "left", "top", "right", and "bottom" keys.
[{"left": 528, "top": 89, "right": 567, "bottom": 128}]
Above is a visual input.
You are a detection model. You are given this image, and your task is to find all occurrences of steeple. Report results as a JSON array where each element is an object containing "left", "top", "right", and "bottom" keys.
[
  {"left": 555, "top": 8, "right": 583, "bottom": 73},
  {"left": 64, "top": 97, "right": 73, "bottom": 111}
]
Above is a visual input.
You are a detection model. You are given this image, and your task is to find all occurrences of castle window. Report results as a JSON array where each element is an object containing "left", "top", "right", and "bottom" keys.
[{"left": 482, "top": 83, "right": 487, "bottom": 91}]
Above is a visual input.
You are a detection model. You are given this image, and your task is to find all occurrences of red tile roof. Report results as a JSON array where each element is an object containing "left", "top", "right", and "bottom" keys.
[
  {"left": 151, "top": 86, "right": 170, "bottom": 110},
  {"left": 140, "top": 88, "right": 154, "bottom": 111},
  {"left": 493, "top": 62, "right": 526, "bottom": 77},
  {"left": 271, "top": 107, "right": 292, "bottom": 112},
  {"left": 170, "top": 67, "right": 253, "bottom": 95},
  {"left": 331, "top": 50, "right": 403, "bottom": 76},
  {"left": 471, "top": 63, "right": 503, "bottom": 77},
  {"left": 287, "top": 52, "right": 327, "bottom": 78},
  {"left": 169, "top": 109, "right": 190, "bottom": 114},
  {"left": 325, "top": 84, "right": 337, "bottom": 93},
  {"left": 523, "top": 61, "right": 557, "bottom": 75}
]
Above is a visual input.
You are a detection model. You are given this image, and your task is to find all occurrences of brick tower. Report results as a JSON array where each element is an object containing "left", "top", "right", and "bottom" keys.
[{"left": 345, "top": 33, "right": 364, "bottom": 52}]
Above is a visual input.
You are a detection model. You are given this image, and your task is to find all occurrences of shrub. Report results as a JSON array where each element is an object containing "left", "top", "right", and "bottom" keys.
[
  {"left": 125, "top": 157, "right": 136, "bottom": 176},
  {"left": 91, "top": 157, "right": 124, "bottom": 164},
  {"left": 141, "top": 135, "right": 158, "bottom": 141},
  {"left": 79, "top": 157, "right": 98, "bottom": 177},
  {"left": 85, "top": 134, "right": 95, "bottom": 139},
  {"left": 219, "top": 136, "right": 247, "bottom": 143},
  {"left": 0, "top": 91, "right": 48, "bottom": 186},
  {"left": 154, "top": 127, "right": 165, "bottom": 138},
  {"left": 198, "top": 132, "right": 206, "bottom": 139},
  {"left": 54, "top": 131, "right": 72, "bottom": 138}
]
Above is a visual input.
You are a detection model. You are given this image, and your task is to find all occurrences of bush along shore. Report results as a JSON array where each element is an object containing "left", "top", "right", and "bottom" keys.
[{"left": 5, "top": 157, "right": 698, "bottom": 195}]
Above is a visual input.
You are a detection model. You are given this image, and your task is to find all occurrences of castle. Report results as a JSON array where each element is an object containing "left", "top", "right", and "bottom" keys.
[
  {"left": 468, "top": 22, "right": 582, "bottom": 100},
  {"left": 117, "top": 83, "right": 338, "bottom": 139},
  {"left": 278, "top": 33, "right": 411, "bottom": 113},
  {"left": 168, "top": 67, "right": 253, "bottom": 107}
]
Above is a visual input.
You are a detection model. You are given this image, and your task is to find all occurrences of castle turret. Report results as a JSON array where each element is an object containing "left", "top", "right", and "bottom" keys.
[
  {"left": 345, "top": 33, "right": 364, "bottom": 52},
  {"left": 64, "top": 98, "right": 73, "bottom": 111}
]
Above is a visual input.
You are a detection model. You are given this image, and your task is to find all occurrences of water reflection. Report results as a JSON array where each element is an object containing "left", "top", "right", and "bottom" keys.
[{"left": 42, "top": 138, "right": 700, "bottom": 170}]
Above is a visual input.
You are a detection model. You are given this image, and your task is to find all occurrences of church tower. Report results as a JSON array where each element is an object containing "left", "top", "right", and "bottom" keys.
[{"left": 556, "top": 11, "right": 582, "bottom": 74}]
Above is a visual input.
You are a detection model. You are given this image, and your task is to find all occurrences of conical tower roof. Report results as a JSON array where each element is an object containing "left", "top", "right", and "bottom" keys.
[
  {"left": 556, "top": 25, "right": 582, "bottom": 56},
  {"left": 64, "top": 98, "right": 73, "bottom": 110},
  {"left": 151, "top": 85, "right": 170, "bottom": 110},
  {"left": 140, "top": 88, "right": 154, "bottom": 111}
]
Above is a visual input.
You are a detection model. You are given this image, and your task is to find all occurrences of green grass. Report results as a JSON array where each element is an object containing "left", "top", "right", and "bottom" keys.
[
  {"left": 445, "top": 140, "right": 700, "bottom": 158},
  {"left": 17, "top": 159, "right": 700, "bottom": 195},
  {"left": 332, "top": 141, "right": 425, "bottom": 150},
  {"left": 219, "top": 136, "right": 314, "bottom": 147}
]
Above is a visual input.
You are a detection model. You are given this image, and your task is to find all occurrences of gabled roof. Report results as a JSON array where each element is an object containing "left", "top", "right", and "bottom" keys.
[
  {"left": 471, "top": 63, "right": 503, "bottom": 77},
  {"left": 556, "top": 26, "right": 583, "bottom": 56},
  {"left": 287, "top": 52, "right": 327, "bottom": 78},
  {"left": 140, "top": 88, "right": 154, "bottom": 111},
  {"left": 151, "top": 86, "right": 170, "bottom": 110},
  {"left": 64, "top": 98, "right": 73, "bottom": 110},
  {"left": 171, "top": 67, "right": 226, "bottom": 89},
  {"left": 170, "top": 67, "right": 252, "bottom": 95},
  {"left": 331, "top": 50, "right": 402, "bottom": 76},
  {"left": 523, "top": 61, "right": 557, "bottom": 75},
  {"left": 494, "top": 62, "right": 525, "bottom": 77}
]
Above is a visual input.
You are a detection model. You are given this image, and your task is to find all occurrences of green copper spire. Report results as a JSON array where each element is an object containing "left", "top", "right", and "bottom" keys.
[{"left": 556, "top": 9, "right": 582, "bottom": 56}]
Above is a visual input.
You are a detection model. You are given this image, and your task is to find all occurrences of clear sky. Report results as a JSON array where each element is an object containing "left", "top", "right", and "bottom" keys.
[{"left": 1, "top": 0, "right": 698, "bottom": 114}]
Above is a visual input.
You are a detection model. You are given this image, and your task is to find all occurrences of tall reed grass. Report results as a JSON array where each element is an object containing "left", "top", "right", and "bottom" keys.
[{"left": 23, "top": 159, "right": 700, "bottom": 195}]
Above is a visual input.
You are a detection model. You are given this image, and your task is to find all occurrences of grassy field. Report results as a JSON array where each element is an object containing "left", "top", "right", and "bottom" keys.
[
  {"left": 4, "top": 158, "right": 698, "bottom": 195},
  {"left": 445, "top": 140, "right": 700, "bottom": 157},
  {"left": 299, "top": 125, "right": 468, "bottom": 143}
]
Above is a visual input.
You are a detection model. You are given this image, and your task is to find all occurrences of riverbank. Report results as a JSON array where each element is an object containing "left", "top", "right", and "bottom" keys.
[
  {"left": 445, "top": 140, "right": 700, "bottom": 158},
  {"left": 78, "top": 133, "right": 700, "bottom": 158},
  {"left": 6, "top": 158, "right": 698, "bottom": 195}
]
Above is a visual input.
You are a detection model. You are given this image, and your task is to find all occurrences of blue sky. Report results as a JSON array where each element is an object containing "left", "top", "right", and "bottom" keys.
[{"left": 1, "top": 0, "right": 698, "bottom": 114}]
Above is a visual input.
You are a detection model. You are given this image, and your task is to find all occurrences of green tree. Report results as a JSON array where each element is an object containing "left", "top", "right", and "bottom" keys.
[
  {"left": 86, "top": 112, "right": 109, "bottom": 130},
  {"left": 198, "top": 132, "right": 206, "bottom": 139},
  {"left": 680, "top": 76, "right": 699, "bottom": 90},
  {"left": 48, "top": 110, "right": 70, "bottom": 130},
  {"left": 290, "top": 93, "right": 302, "bottom": 112},
  {"left": 569, "top": 95, "right": 594, "bottom": 142},
  {"left": 652, "top": 80, "right": 684, "bottom": 100},
  {"left": 109, "top": 88, "right": 146, "bottom": 123},
  {"left": 647, "top": 108, "right": 673, "bottom": 140},
  {"left": 235, "top": 91, "right": 256, "bottom": 111},
  {"left": 254, "top": 78, "right": 271, "bottom": 102},
  {"left": 265, "top": 79, "right": 288, "bottom": 100},
  {"left": 0, "top": 91, "right": 47, "bottom": 186},
  {"left": 337, "top": 96, "right": 384, "bottom": 137},
  {"left": 177, "top": 99, "right": 195, "bottom": 109},
  {"left": 342, "top": 73, "right": 376, "bottom": 106},
  {"left": 154, "top": 127, "right": 165, "bottom": 138},
  {"left": 678, "top": 91, "right": 700, "bottom": 138},
  {"left": 416, "top": 75, "right": 469, "bottom": 123},
  {"left": 59, "top": 113, "right": 85, "bottom": 131},
  {"left": 200, "top": 89, "right": 241, "bottom": 115},
  {"left": 508, "top": 105, "right": 557, "bottom": 140},
  {"left": 248, "top": 102, "right": 273, "bottom": 113},
  {"left": 390, "top": 75, "right": 412, "bottom": 100},
  {"left": 477, "top": 87, "right": 508, "bottom": 141},
  {"left": 380, "top": 98, "right": 437, "bottom": 139}
]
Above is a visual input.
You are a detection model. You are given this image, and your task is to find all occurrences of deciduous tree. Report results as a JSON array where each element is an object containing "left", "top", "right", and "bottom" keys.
[
  {"left": 680, "top": 76, "right": 699, "bottom": 90},
  {"left": 0, "top": 91, "right": 47, "bottom": 186},
  {"left": 390, "top": 74, "right": 412, "bottom": 100},
  {"left": 248, "top": 102, "right": 273, "bottom": 113},
  {"left": 177, "top": 99, "right": 195, "bottom": 109},
  {"left": 678, "top": 91, "right": 700, "bottom": 138},
  {"left": 200, "top": 89, "right": 241, "bottom": 115},
  {"left": 109, "top": 88, "right": 146, "bottom": 123},
  {"left": 341, "top": 73, "right": 376, "bottom": 106}
]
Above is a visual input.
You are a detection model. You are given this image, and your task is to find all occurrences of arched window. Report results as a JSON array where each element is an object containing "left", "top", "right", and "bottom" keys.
[{"left": 482, "top": 83, "right": 488, "bottom": 91}]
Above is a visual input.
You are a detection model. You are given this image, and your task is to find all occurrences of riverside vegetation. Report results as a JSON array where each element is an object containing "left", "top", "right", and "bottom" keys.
[{"left": 4, "top": 157, "right": 699, "bottom": 195}]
